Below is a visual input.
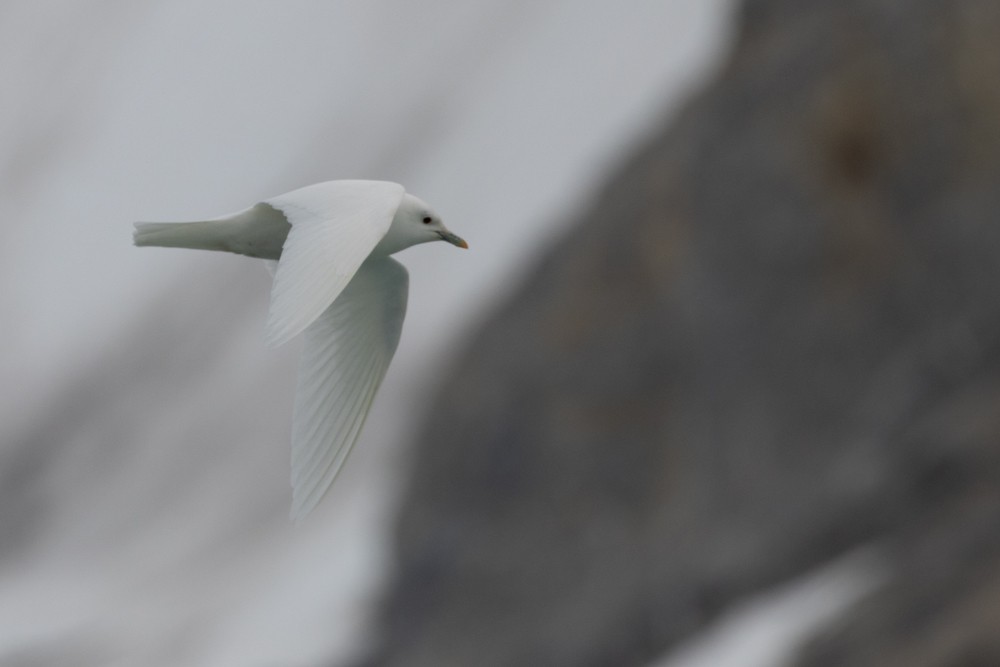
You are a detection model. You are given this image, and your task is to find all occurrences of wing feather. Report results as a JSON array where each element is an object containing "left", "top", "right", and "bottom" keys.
[
  {"left": 289, "top": 257, "right": 409, "bottom": 520},
  {"left": 264, "top": 180, "right": 405, "bottom": 347}
]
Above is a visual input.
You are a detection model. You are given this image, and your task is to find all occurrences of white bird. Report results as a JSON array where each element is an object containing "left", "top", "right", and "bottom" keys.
[{"left": 133, "top": 180, "right": 467, "bottom": 520}]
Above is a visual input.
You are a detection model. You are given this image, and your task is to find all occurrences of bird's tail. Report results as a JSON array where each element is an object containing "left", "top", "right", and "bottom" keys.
[{"left": 132, "top": 220, "right": 230, "bottom": 252}]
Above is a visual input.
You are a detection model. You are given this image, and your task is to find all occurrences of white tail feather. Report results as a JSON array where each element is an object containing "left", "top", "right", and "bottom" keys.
[{"left": 132, "top": 221, "right": 230, "bottom": 252}]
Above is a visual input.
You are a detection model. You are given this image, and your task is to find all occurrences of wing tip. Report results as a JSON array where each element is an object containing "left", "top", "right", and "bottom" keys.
[
  {"left": 289, "top": 491, "right": 320, "bottom": 523},
  {"left": 263, "top": 317, "right": 301, "bottom": 348},
  {"left": 289, "top": 505, "right": 308, "bottom": 524},
  {"left": 263, "top": 330, "right": 287, "bottom": 349}
]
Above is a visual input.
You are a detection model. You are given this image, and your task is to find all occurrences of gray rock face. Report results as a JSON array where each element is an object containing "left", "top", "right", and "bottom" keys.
[{"left": 358, "top": 0, "right": 1000, "bottom": 665}]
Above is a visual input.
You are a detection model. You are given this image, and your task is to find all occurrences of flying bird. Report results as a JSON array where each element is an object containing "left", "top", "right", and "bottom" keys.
[{"left": 133, "top": 180, "right": 467, "bottom": 520}]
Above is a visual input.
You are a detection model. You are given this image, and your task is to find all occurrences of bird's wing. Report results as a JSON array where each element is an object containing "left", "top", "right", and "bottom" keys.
[
  {"left": 289, "top": 257, "right": 409, "bottom": 521},
  {"left": 263, "top": 180, "right": 405, "bottom": 347}
]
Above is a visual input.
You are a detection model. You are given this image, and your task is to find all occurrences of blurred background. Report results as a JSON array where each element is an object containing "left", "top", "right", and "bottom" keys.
[{"left": 3, "top": 1, "right": 1000, "bottom": 666}]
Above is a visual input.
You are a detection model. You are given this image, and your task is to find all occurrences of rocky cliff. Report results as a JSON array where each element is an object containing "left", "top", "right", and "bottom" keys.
[{"left": 357, "top": 1, "right": 1000, "bottom": 665}]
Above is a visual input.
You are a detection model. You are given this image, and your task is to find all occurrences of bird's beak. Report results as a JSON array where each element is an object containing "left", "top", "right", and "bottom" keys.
[{"left": 438, "top": 230, "right": 469, "bottom": 249}]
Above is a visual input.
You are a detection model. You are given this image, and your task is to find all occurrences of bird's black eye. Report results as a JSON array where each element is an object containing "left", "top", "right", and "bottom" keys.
[{"left": 422, "top": 216, "right": 432, "bottom": 224}]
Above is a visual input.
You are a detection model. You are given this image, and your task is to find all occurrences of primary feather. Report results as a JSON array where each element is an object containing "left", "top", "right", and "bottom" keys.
[{"left": 289, "top": 257, "right": 408, "bottom": 520}]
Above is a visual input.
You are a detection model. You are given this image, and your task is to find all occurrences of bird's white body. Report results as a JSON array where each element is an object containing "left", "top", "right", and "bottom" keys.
[{"left": 134, "top": 180, "right": 466, "bottom": 520}]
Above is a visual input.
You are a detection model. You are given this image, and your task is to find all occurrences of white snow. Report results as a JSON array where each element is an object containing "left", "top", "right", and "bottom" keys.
[{"left": 652, "top": 549, "right": 885, "bottom": 667}]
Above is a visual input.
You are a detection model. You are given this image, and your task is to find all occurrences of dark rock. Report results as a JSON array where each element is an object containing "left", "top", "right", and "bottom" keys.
[{"left": 356, "top": 0, "right": 1000, "bottom": 665}]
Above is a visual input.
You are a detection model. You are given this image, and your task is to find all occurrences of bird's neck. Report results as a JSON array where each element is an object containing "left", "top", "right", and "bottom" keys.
[{"left": 372, "top": 219, "right": 431, "bottom": 256}]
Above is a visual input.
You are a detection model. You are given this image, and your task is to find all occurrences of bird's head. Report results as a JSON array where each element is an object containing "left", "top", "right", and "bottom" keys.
[{"left": 376, "top": 193, "right": 468, "bottom": 255}]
